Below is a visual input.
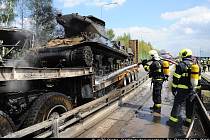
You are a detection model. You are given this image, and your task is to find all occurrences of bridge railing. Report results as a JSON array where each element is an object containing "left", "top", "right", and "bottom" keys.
[{"left": 186, "top": 94, "right": 210, "bottom": 138}]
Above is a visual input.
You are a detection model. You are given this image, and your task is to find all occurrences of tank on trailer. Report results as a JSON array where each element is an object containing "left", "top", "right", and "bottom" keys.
[{"left": 29, "top": 13, "right": 130, "bottom": 76}]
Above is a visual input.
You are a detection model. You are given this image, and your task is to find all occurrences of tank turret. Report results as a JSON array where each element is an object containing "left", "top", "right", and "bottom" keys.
[{"left": 56, "top": 13, "right": 106, "bottom": 38}]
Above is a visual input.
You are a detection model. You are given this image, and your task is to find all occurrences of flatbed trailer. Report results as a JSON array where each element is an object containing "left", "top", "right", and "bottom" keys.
[
  {"left": 0, "top": 67, "right": 93, "bottom": 81},
  {"left": 0, "top": 64, "right": 140, "bottom": 137}
]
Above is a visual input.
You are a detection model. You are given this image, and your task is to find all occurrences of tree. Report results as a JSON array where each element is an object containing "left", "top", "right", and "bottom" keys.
[
  {"left": 115, "top": 32, "right": 154, "bottom": 60},
  {"left": 139, "top": 40, "right": 154, "bottom": 60},
  {"left": 15, "top": 0, "right": 31, "bottom": 29},
  {"left": 0, "top": 0, "right": 17, "bottom": 26},
  {"left": 26, "top": 0, "right": 58, "bottom": 45},
  {"left": 116, "top": 33, "right": 131, "bottom": 47},
  {"left": 106, "top": 29, "right": 115, "bottom": 40}
]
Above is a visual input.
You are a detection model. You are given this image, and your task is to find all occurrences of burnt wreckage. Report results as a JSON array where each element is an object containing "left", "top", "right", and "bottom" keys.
[
  {"left": 0, "top": 13, "right": 134, "bottom": 137},
  {"left": 28, "top": 13, "right": 130, "bottom": 75}
]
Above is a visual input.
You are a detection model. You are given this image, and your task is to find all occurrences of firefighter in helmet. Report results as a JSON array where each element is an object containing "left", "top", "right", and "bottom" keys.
[
  {"left": 142, "top": 50, "right": 167, "bottom": 113},
  {"left": 202, "top": 59, "right": 207, "bottom": 72},
  {"left": 167, "top": 48, "right": 199, "bottom": 127},
  {"left": 207, "top": 58, "right": 210, "bottom": 72}
]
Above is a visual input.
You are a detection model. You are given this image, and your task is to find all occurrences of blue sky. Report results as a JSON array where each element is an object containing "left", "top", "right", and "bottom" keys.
[{"left": 53, "top": 0, "right": 210, "bottom": 56}]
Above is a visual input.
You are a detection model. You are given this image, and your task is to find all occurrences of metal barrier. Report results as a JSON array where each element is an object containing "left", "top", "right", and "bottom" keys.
[
  {"left": 186, "top": 94, "right": 210, "bottom": 138},
  {"left": 4, "top": 74, "right": 149, "bottom": 138},
  {"left": 194, "top": 94, "right": 210, "bottom": 137}
]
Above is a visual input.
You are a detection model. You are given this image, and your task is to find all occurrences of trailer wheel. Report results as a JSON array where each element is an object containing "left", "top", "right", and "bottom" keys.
[
  {"left": 123, "top": 76, "right": 127, "bottom": 87},
  {"left": 0, "top": 111, "right": 15, "bottom": 137},
  {"left": 134, "top": 71, "right": 139, "bottom": 81},
  {"left": 131, "top": 72, "right": 135, "bottom": 82},
  {"left": 24, "top": 92, "right": 73, "bottom": 128}
]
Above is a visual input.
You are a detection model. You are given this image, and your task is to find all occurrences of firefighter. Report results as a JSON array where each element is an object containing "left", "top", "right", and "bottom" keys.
[
  {"left": 207, "top": 58, "right": 210, "bottom": 72},
  {"left": 167, "top": 49, "right": 198, "bottom": 127},
  {"left": 142, "top": 50, "right": 166, "bottom": 113},
  {"left": 202, "top": 59, "right": 207, "bottom": 72}
]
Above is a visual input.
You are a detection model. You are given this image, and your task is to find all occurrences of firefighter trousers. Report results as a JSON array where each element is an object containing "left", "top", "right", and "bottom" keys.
[
  {"left": 170, "top": 89, "right": 194, "bottom": 121},
  {"left": 152, "top": 80, "right": 163, "bottom": 106}
]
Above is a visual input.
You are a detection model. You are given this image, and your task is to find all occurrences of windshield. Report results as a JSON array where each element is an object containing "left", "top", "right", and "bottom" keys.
[{"left": 0, "top": 28, "right": 34, "bottom": 59}]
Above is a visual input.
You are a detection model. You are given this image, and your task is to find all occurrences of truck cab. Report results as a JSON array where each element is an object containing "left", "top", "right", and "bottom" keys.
[{"left": 0, "top": 27, "right": 34, "bottom": 66}]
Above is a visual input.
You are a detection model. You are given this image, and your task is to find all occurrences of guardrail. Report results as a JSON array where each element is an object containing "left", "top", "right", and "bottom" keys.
[
  {"left": 185, "top": 73, "right": 210, "bottom": 138},
  {"left": 4, "top": 74, "right": 149, "bottom": 138},
  {"left": 186, "top": 94, "right": 210, "bottom": 138},
  {"left": 194, "top": 94, "right": 210, "bottom": 137},
  {"left": 201, "top": 73, "right": 210, "bottom": 90}
]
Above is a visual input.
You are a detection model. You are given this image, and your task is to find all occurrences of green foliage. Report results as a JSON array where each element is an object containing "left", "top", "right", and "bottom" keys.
[
  {"left": 116, "top": 33, "right": 131, "bottom": 47},
  {"left": 106, "top": 29, "right": 115, "bottom": 40},
  {"left": 139, "top": 40, "right": 153, "bottom": 60},
  {"left": 25, "top": 0, "right": 57, "bottom": 45},
  {"left": 114, "top": 31, "right": 153, "bottom": 61},
  {"left": 0, "top": 0, "right": 17, "bottom": 25}
]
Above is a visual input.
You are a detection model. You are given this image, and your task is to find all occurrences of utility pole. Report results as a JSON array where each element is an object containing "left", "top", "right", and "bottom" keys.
[
  {"left": 21, "top": 0, "right": 24, "bottom": 29},
  {"left": 200, "top": 47, "right": 201, "bottom": 60}
]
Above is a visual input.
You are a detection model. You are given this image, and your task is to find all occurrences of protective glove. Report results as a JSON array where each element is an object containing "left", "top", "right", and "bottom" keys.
[
  {"left": 172, "top": 87, "right": 177, "bottom": 96},
  {"left": 142, "top": 59, "right": 148, "bottom": 66}
]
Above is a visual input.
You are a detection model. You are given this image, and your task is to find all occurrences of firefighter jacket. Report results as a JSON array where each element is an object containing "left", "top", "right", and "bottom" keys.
[
  {"left": 172, "top": 58, "right": 193, "bottom": 91},
  {"left": 208, "top": 59, "right": 210, "bottom": 65},
  {"left": 144, "top": 60, "right": 165, "bottom": 80}
]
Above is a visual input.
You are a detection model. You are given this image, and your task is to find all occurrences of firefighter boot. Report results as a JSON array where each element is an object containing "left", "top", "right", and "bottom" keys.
[
  {"left": 166, "top": 120, "right": 178, "bottom": 127},
  {"left": 154, "top": 107, "right": 161, "bottom": 114},
  {"left": 153, "top": 104, "right": 161, "bottom": 113},
  {"left": 166, "top": 116, "right": 179, "bottom": 127},
  {"left": 149, "top": 105, "right": 155, "bottom": 110},
  {"left": 183, "top": 118, "right": 192, "bottom": 127}
]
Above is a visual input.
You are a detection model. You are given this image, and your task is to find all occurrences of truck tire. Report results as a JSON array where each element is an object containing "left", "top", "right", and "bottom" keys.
[
  {"left": 0, "top": 111, "right": 15, "bottom": 137},
  {"left": 23, "top": 92, "right": 73, "bottom": 128}
]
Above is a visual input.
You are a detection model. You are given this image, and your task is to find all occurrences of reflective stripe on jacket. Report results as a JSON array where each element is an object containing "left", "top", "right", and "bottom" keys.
[
  {"left": 172, "top": 58, "right": 193, "bottom": 90},
  {"left": 148, "top": 60, "right": 165, "bottom": 80}
]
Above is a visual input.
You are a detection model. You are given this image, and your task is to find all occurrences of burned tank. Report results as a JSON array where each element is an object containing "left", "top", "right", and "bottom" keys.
[{"left": 29, "top": 13, "right": 130, "bottom": 75}]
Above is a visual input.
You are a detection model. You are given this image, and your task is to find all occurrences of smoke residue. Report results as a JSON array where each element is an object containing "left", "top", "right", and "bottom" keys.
[{"left": 0, "top": 28, "right": 39, "bottom": 93}]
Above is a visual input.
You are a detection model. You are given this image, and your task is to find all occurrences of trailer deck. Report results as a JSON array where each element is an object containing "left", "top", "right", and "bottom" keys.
[{"left": 0, "top": 67, "right": 93, "bottom": 81}]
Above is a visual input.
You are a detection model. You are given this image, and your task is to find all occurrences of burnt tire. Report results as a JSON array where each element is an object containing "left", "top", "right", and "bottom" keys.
[
  {"left": 71, "top": 46, "right": 93, "bottom": 67},
  {"left": 0, "top": 111, "right": 15, "bottom": 137},
  {"left": 23, "top": 92, "right": 73, "bottom": 128}
]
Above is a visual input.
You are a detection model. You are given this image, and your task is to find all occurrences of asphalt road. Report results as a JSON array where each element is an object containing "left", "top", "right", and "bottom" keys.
[{"left": 77, "top": 69, "right": 191, "bottom": 138}]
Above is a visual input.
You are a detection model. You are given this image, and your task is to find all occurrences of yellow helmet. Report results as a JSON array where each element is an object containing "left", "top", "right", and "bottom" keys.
[{"left": 179, "top": 48, "right": 192, "bottom": 59}]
